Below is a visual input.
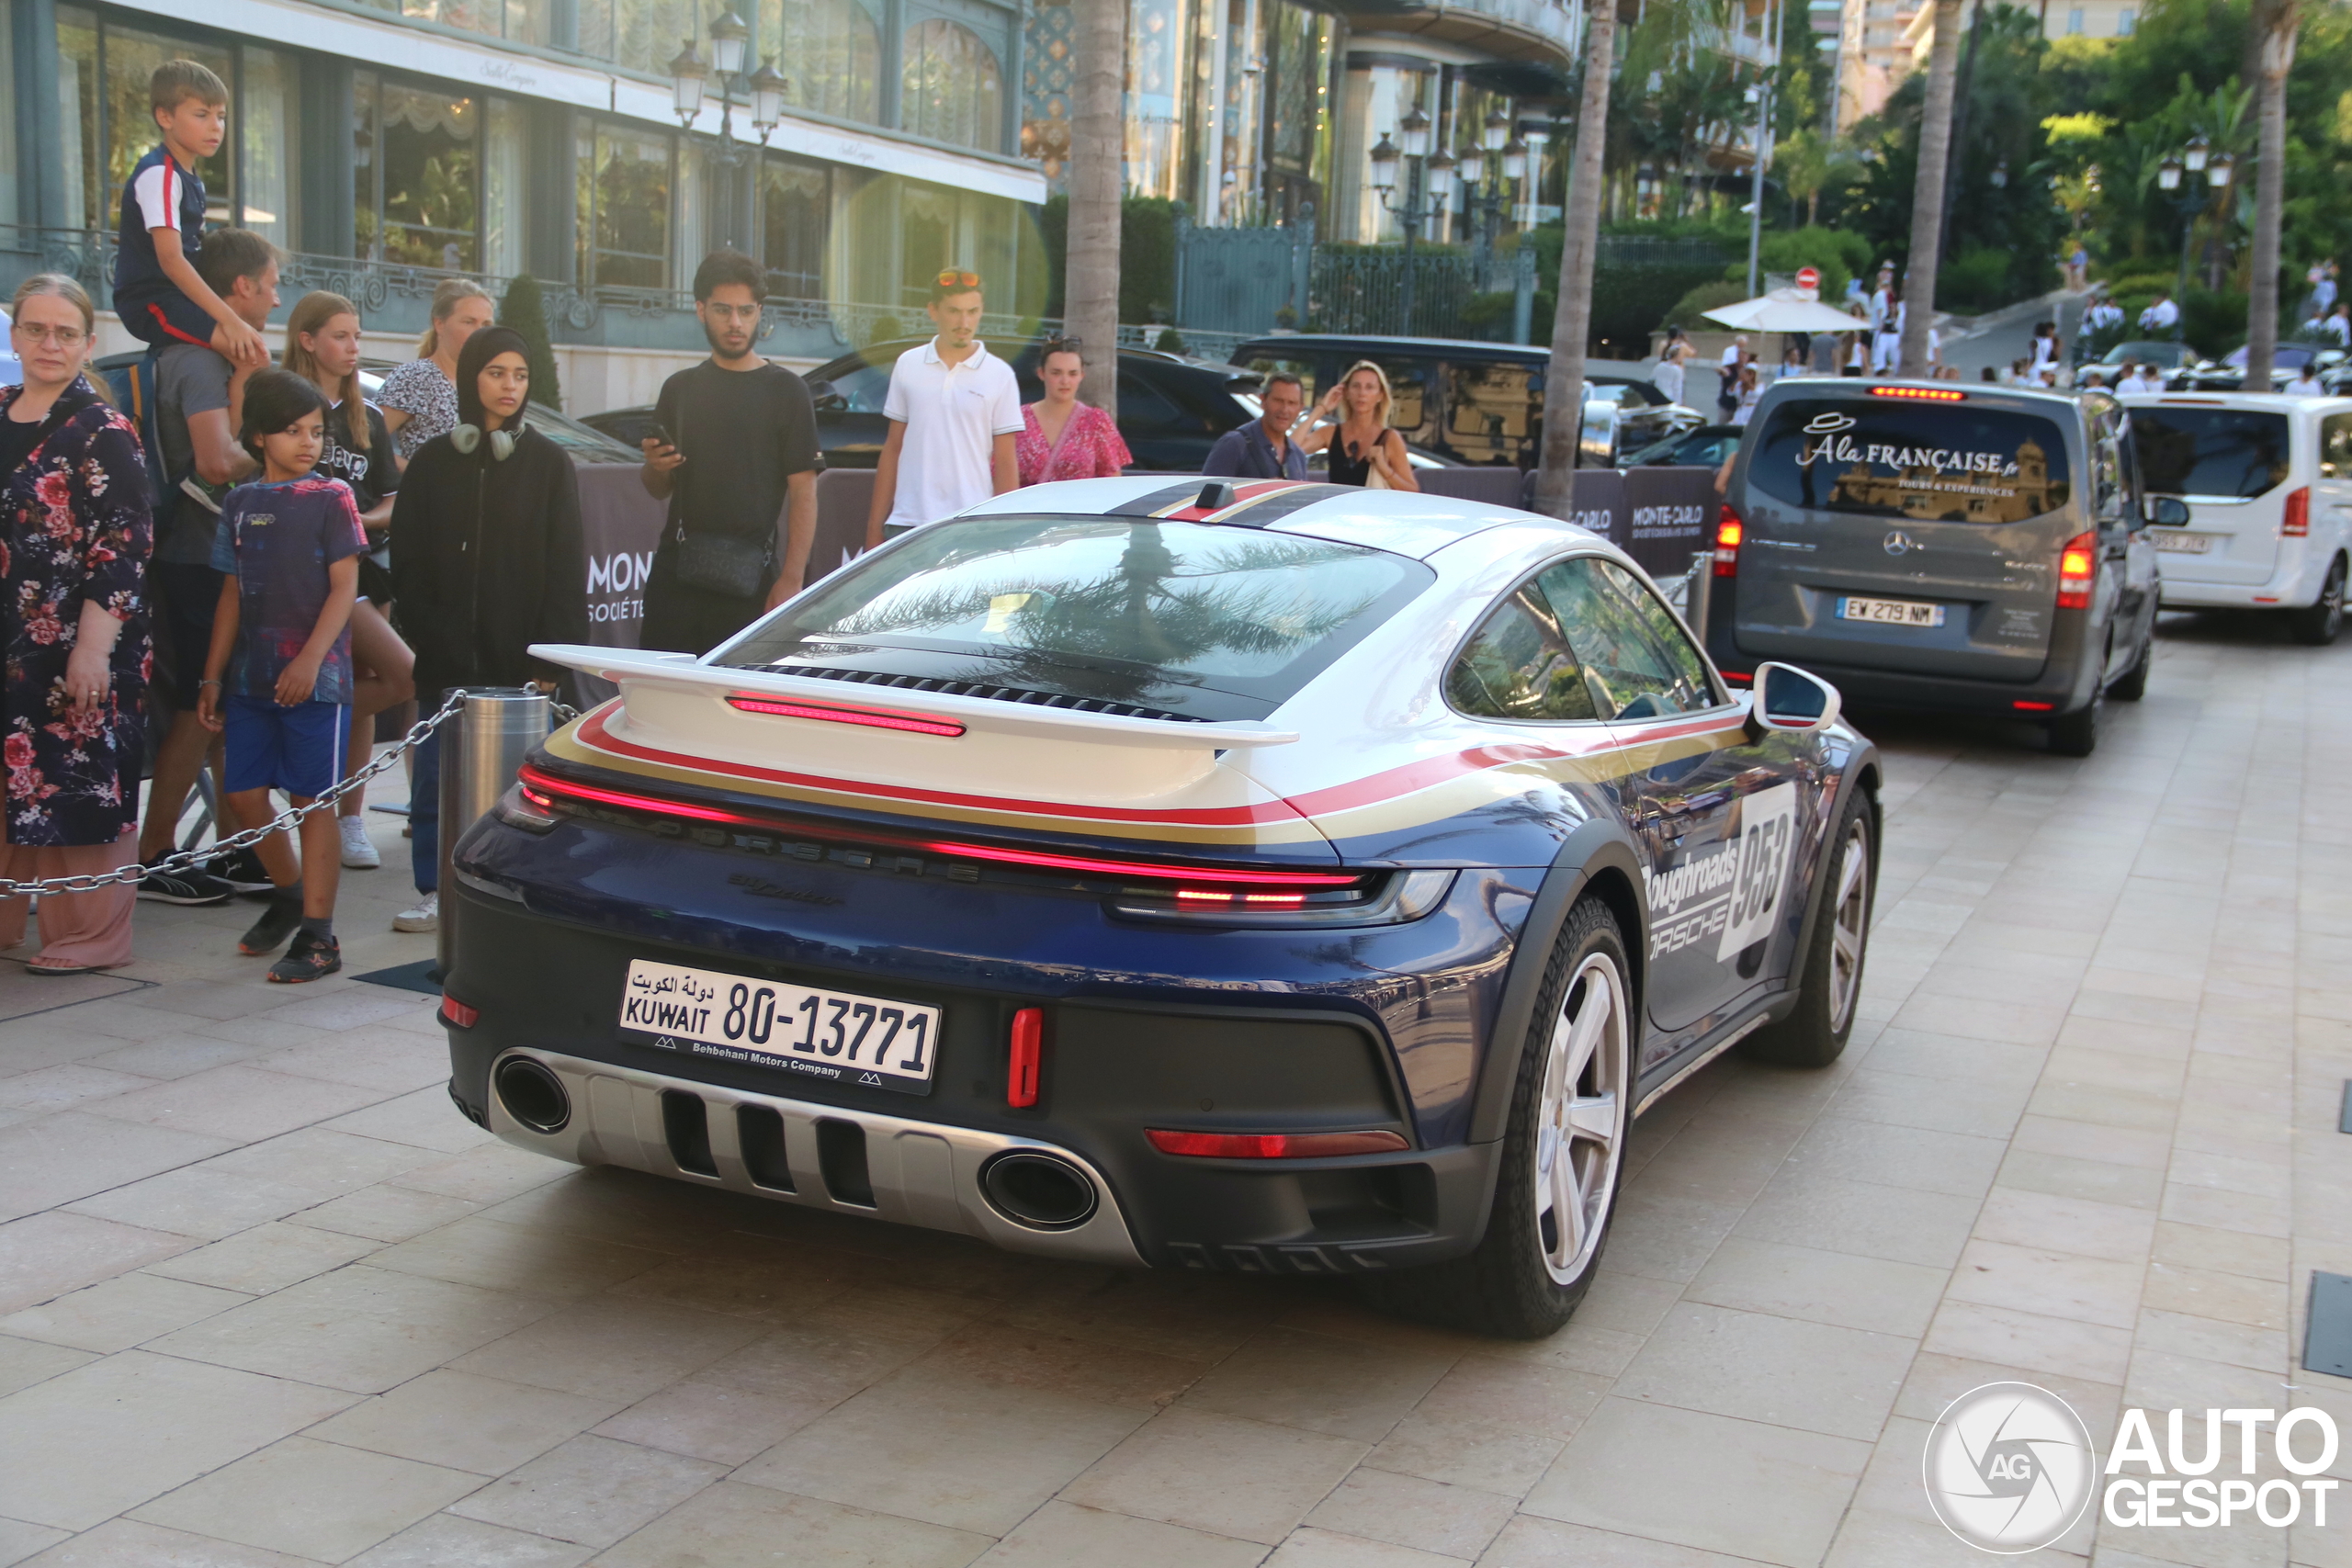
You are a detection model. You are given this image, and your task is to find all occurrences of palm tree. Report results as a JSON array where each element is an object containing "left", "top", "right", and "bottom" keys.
[
  {"left": 1897, "top": 0, "right": 1965, "bottom": 377},
  {"left": 1532, "top": 0, "right": 1623, "bottom": 517},
  {"left": 1066, "top": 0, "right": 1125, "bottom": 420},
  {"left": 2242, "top": 0, "right": 2300, "bottom": 389}
]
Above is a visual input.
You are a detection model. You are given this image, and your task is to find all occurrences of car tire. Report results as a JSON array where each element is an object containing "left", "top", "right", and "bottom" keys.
[
  {"left": 2109, "top": 636, "right": 2152, "bottom": 702},
  {"left": 2288, "top": 556, "right": 2346, "bottom": 647},
  {"left": 2046, "top": 680, "right": 2102, "bottom": 757},
  {"left": 1737, "top": 794, "right": 1874, "bottom": 1069},
  {"left": 1362, "top": 897, "right": 1632, "bottom": 1340}
]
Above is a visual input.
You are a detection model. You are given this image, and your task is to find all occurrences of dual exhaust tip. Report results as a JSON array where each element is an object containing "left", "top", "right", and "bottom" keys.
[{"left": 492, "top": 1056, "right": 1100, "bottom": 1231}]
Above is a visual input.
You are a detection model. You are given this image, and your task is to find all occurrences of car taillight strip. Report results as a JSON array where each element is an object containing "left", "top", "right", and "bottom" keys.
[
  {"left": 514, "top": 764, "right": 1365, "bottom": 889},
  {"left": 1868, "top": 385, "right": 1966, "bottom": 401},
  {"left": 726, "top": 694, "right": 966, "bottom": 737},
  {"left": 1146, "top": 1128, "right": 1411, "bottom": 1158}
]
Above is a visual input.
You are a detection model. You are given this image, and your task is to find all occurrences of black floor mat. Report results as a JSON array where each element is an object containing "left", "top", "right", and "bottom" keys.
[{"left": 351, "top": 958, "right": 441, "bottom": 995}]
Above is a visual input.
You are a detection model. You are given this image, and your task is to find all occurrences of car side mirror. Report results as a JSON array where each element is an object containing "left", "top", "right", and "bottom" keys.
[
  {"left": 808, "top": 379, "right": 848, "bottom": 413},
  {"left": 2148, "top": 495, "right": 2190, "bottom": 527},
  {"left": 1747, "top": 662, "right": 1842, "bottom": 736}
]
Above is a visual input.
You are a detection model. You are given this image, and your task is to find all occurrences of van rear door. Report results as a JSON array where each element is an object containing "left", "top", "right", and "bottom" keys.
[
  {"left": 2122, "top": 400, "right": 2293, "bottom": 585},
  {"left": 1729, "top": 391, "right": 2079, "bottom": 682}
]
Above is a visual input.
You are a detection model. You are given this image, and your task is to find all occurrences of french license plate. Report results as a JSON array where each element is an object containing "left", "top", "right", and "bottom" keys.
[
  {"left": 617, "top": 959, "right": 940, "bottom": 1095},
  {"left": 2153, "top": 531, "right": 2212, "bottom": 554},
  {"left": 1838, "top": 595, "right": 1946, "bottom": 627}
]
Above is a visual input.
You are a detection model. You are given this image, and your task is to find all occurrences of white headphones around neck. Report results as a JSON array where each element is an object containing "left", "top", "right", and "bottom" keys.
[{"left": 450, "top": 423, "right": 517, "bottom": 461}]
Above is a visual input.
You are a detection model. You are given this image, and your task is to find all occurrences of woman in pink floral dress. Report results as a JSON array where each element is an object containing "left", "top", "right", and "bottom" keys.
[
  {"left": 1014, "top": 339, "right": 1132, "bottom": 486},
  {"left": 0, "top": 276, "right": 153, "bottom": 973}
]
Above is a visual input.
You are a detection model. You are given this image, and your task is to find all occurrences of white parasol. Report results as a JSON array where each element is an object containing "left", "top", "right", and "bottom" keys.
[{"left": 1702, "top": 288, "right": 1871, "bottom": 334}]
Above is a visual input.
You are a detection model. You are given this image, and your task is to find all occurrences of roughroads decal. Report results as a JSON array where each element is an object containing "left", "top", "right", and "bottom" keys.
[{"left": 1642, "top": 782, "right": 1800, "bottom": 962}]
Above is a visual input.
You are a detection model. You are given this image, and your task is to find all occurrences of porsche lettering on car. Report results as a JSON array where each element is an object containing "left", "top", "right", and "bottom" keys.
[{"left": 439, "top": 476, "right": 1882, "bottom": 1337}]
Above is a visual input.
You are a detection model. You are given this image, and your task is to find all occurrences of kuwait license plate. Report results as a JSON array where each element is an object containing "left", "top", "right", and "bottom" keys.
[
  {"left": 2153, "top": 531, "right": 2212, "bottom": 554},
  {"left": 617, "top": 959, "right": 940, "bottom": 1095},
  {"left": 1838, "top": 595, "right": 1947, "bottom": 627}
]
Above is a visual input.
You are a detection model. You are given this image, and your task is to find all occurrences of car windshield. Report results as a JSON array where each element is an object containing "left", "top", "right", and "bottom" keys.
[
  {"left": 1744, "top": 398, "right": 2074, "bottom": 523},
  {"left": 2128, "top": 407, "right": 2291, "bottom": 498},
  {"left": 2221, "top": 345, "right": 2314, "bottom": 369},
  {"left": 2104, "top": 342, "right": 2188, "bottom": 367},
  {"left": 717, "top": 516, "right": 1433, "bottom": 722}
]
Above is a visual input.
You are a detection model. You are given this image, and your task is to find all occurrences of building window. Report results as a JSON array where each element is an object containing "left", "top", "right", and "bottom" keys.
[
  {"left": 388, "top": 0, "right": 551, "bottom": 47},
  {"left": 56, "top": 8, "right": 99, "bottom": 231},
  {"left": 759, "top": 157, "right": 830, "bottom": 300},
  {"left": 2116, "top": 7, "right": 2136, "bottom": 32},
  {"left": 576, "top": 118, "right": 673, "bottom": 289},
  {"left": 356, "top": 72, "right": 479, "bottom": 268},
  {"left": 0, "top": 16, "right": 16, "bottom": 226},
  {"left": 103, "top": 23, "right": 233, "bottom": 229},
  {"left": 2066, "top": 6, "right": 2084, "bottom": 31},
  {"left": 575, "top": 0, "right": 701, "bottom": 80},
  {"left": 898, "top": 181, "right": 956, "bottom": 304},
  {"left": 481, "top": 97, "right": 528, "bottom": 277},
  {"left": 760, "top": 0, "right": 881, "bottom": 124},
  {"left": 239, "top": 47, "right": 300, "bottom": 248},
  {"left": 901, "top": 19, "right": 1004, "bottom": 152}
]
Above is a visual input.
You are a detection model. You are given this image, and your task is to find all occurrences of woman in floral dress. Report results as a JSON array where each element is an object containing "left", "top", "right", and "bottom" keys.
[
  {"left": 0, "top": 275, "right": 153, "bottom": 973},
  {"left": 1014, "top": 339, "right": 1133, "bottom": 486}
]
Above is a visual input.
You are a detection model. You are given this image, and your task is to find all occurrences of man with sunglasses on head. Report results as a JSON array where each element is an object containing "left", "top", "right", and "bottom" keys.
[
  {"left": 638, "top": 249, "right": 822, "bottom": 654},
  {"left": 864, "top": 269, "right": 1022, "bottom": 550}
]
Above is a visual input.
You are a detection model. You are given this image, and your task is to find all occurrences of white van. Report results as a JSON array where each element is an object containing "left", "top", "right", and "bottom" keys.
[{"left": 2118, "top": 392, "right": 2351, "bottom": 644}]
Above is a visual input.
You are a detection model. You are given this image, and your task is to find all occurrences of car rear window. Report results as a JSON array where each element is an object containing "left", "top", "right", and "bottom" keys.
[
  {"left": 716, "top": 516, "right": 1432, "bottom": 722},
  {"left": 2128, "top": 406, "right": 2291, "bottom": 499},
  {"left": 1745, "top": 398, "right": 2074, "bottom": 523}
]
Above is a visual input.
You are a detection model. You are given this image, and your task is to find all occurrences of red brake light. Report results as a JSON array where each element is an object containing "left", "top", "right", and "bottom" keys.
[
  {"left": 1869, "top": 385, "right": 1967, "bottom": 401},
  {"left": 2012, "top": 700, "right": 2055, "bottom": 711},
  {"left": 1007, "top": 1008, "right": 1042, "bottom": 1108},
  {"left": 2283, "top": 486, "right": 2311, "bottom": 537},
  {"left": 1146, "top": 1128, "right": 1411, "bottom": 1159},
  {"left": 440, "top": 994, "right": 479, "bottom": 1029},
  {"left": 2056, "top": 531, "right": 2097, "bottom": 610},
  {"left": 1713, "top": 505, "right": 1743, "bottom": 578},
  {"left": 726, "top": 694, "right": 965, "bottom": 737}
]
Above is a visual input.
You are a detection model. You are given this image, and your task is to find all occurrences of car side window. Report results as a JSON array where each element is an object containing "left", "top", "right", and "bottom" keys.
[
  {"left": 2323, "top": 413, "right": 2352, "bottom": 479},
  {"left": 2091, "top": 408, "right": 2124, "bottom": 524},
  {"left": 829, "top": 359, "right": 893, "bottom": 413},
  {"left": 1446, "top": 578, "right": 1600, "bottom": 723},
  {"left": 1117, "top": 372, "right": 1190, "bottom": 431},
  {"left": 1442, "top": 361, "right": 1535, "bottom": 465},
  {"left": 1538, "top": 558, "right": 1716, "bottom": 721}
]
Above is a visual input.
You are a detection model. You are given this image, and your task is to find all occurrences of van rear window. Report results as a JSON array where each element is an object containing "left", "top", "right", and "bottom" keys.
[
  {"left": 1746, "top": 399, "right": 2073, "bottom": 523},
  {"left": 2127, "top": 407, "right": 2290, "bottom": 499}
]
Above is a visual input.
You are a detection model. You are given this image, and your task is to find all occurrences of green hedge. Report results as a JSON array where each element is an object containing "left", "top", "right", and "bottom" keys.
[{"left": 1035, "top": 196, "right": 1185, "bottom": 324}]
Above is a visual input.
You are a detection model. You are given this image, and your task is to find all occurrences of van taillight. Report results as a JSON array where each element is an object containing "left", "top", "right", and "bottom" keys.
[
  {"left": 1713, "top": 505, "right": 1744, "bottom": 577},
  {"left": 2283, "top": 487, "right": 2311, "bottom": 537},
  {"left": 2057, "top": 531, "right": 2097, "bottom": 610}
]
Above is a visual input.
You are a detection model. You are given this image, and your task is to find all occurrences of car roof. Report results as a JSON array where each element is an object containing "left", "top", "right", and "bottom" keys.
[
  {"left": 828, "top": 339, "right": 1248, "bottom": 376},
  {"left": 1230, "top": 335, "right": 1648, "bottom": 378},
  {"left": 2118, "top": 390, "right": 2352, "bottom": 412},
  {"left": 952, "top": 475, "right": 1604, "bottom": 564},
  {"left": 1753, "top": 377, "right": 2087, "bottom": 414}
]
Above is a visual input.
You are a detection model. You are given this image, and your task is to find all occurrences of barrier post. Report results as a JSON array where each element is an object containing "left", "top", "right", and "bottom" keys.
[{"left": 437, "top": 687, "right": 550, "bottom": 978}]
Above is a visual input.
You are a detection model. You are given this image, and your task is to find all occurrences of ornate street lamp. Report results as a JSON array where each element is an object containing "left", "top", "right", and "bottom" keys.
[{"left": 672, "top": 10, "right": 788, "bottom": 254}]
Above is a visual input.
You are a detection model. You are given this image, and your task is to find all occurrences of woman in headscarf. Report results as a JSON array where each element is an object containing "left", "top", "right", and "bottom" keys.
[{"left": 385, "top": 326, "right": 587, "bottom": 935}]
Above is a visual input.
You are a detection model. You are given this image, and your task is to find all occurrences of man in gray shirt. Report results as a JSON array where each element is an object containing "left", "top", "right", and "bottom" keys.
[{"left": 133, "top": 229, "right": 278, "bottom": 903}]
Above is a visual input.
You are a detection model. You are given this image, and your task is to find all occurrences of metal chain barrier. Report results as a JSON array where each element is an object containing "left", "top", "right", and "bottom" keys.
[{"left": 0, "top": 688, "right": 482, "bottom": 900}]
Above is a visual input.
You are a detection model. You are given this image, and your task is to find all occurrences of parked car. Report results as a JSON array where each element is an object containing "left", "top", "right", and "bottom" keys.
[
  {"left": 2173, "top": 344, "right": 2342, "bottom": 393},
  {"left": 1704, "top": 379, "right": 2167, "bottom": 756},
  {"left": 2119, "top": 390, "right": 2348, "bottom": 644},
  {"left": 583, "top": 342, "right": 1264, "bottom": 474},
  {"left": 449, "top": 475, "right": 1880, "bottom": 1337},
  {"left": 1227, "top": 333, "right": 1703, "bottom": 469},
  {"left": 1621, "top": 423, "right": 1741, "bottom": 469}
]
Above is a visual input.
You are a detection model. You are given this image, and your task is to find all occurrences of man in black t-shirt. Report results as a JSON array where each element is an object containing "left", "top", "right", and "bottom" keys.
[{"left": 639, "top": 250, "right": 821, "bottom": 654}]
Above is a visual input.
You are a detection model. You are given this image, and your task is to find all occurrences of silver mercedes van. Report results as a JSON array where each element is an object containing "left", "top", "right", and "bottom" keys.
[{"left": 1700, "top": 380, "right": 2171, "bottom": 756}]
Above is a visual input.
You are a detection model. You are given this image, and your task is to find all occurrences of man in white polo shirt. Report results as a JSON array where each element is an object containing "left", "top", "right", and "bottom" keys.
[{"left": 865, "top": 269, "right": 1023, "bottom": 548}]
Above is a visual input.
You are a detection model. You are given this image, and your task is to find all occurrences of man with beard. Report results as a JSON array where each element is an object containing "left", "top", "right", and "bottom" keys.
[{"left": 638, "top": 249, "right": 821, "bottom": 653}]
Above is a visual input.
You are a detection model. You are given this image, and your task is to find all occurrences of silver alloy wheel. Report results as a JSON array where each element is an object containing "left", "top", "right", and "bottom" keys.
[
  {"left": 1534, "top": 952, "right": 1627, "bottom": 1285},
  {"left": 1826, "top": 817, "right": 1871, "bottom": 1034}
]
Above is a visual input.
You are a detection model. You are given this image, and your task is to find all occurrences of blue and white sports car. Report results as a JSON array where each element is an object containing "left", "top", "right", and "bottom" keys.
[{"left": 443, "top": 476, "right": 1881, "bottom": 1338}]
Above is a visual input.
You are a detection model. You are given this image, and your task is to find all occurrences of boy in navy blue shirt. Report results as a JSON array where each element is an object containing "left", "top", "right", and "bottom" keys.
[
  {"left": 113, "top": 60, "right": 267, "bottom": 369},
  {"left": 197, "top": 368, "right": 367, "bottom": 982}
]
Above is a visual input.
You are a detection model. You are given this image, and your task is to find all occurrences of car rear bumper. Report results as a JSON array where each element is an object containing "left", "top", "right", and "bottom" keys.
[
  {"left": 2158, "top": 551, "right": 2335, "bottom": 610},
  {"left": 1714, "top": 650, "right": 2098, "bottom": 717}
]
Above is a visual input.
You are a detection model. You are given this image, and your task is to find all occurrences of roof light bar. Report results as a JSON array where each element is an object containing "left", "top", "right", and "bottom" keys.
[
  {"left": 1146, "top": 1128, "right": 1411, "bottom": 1159},
  {"left": 514, "top": 764, "right": 1364, "bottom": 889},
  {"left": 1868, "top": 385, "right": 1967, "bottom": 401},
  {"left": 727, "top": 694, "right": 965, "bottom": 737}
]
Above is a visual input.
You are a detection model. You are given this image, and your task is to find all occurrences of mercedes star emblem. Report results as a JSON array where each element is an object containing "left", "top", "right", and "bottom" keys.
[{"left": 1883, "top": 530, "right": 1917, "bottom": 557}]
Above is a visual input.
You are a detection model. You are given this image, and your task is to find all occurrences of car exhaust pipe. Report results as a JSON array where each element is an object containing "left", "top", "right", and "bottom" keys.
[
  {"left": 493, "top": 1056, "right": 571, "bottom": 1134},
  {"left": 979, "top": 1151, "right": 1099, "bottom": 1230}
]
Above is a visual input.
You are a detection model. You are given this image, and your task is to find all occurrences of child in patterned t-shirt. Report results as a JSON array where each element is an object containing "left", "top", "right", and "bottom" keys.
[{"left": 197, "top": 368, "right": 367, "bottom": 982}]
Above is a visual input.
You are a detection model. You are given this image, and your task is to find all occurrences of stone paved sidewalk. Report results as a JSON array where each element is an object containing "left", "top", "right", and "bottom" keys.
[{"left": 0, "top": 615, "right": 2344, "bottom": 1567}]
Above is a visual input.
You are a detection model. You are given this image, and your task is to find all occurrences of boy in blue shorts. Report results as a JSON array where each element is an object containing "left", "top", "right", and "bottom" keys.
[
  {"left": 112, "top": 60, "right": 267, "bottom": 369},
  {"left": 197, "top": 368, "right": 367, "bottom": 982}
]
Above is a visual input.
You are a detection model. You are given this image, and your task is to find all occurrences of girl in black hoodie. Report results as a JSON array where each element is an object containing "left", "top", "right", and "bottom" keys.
[{"left": 387, "top": 325, "right": 587, "bottom": 931}]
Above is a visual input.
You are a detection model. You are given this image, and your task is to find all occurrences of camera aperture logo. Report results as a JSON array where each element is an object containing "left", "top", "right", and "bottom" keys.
[{"left": 1924, "top": 1382, "right": 2097, "bottom": 1553}]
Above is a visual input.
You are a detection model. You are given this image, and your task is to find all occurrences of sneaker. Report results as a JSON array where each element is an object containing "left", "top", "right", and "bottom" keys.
[
  {"left": 268, "top": 930, "right": 342, "bottom": 984},
  {"left": 338, "top": 817, "right": 381, "bottom": 870},
  {"left": 135, "top": 862, "right": 234, "bottom": 905},
  {"left": 238, "top": 897, "right": 304, "bottom": 956},
  {"left": 392, "top": 892, "right": 439, "bottom": 933},
  {"left": 179, "top": 474, "right": 228, "bottom": 515},
  {"left": 206, "top": 847, "right": 276, "bottom": 894}
]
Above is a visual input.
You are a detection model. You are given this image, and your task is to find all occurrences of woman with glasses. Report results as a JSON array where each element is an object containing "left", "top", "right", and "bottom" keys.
[
  {"left": 1015, "top": 338, "right": 1132, "bottom": 486},
  {"left": 0, "top": 276, "right": 154, "bottom": 973}
]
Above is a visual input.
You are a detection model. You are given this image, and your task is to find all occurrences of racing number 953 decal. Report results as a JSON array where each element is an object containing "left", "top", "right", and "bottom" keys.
[{"left": 1642, "top": 783, "right": 1802, "bottom": 962}]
